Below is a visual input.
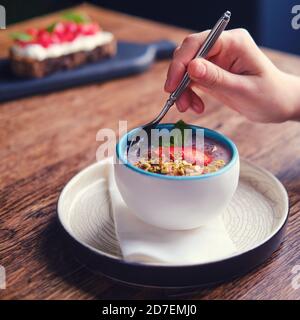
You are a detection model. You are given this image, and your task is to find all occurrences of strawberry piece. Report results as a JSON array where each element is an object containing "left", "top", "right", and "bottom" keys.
[
  {"left": 89, "top": 22, "right": 100, "bottom": 33},
  {"left": 61, "top": 32, "right": 76, "bottom": 42},
  {"left": 37, "top": 31, "right": 52, "bottom": 47},
  {"left": 79, "top": 22, "right": 100, "bottom": 35},
  {"left": 79, "top": 24, "right": 92, "bottom": 35},
  {"left": 76, "top": 23, "right": 84, "bottom": 34},
  {"left": 26, "top": 28, "right": 38, "bottom": 37},
  {"left": 65, "top": 22, "right": 78, "bottom": 34},
  {"left": 182, "top": 147, "right": 212, "bottom": 165},
  {"left": 204, "top": 154, "right": 212, "bottom": 165},
  {"left": 37, "top": 29, "right": 46, "bottom": 37},
  {"left": 50, "top": 34, "right": 60, "bottom": 44},
  {"left": 15, "top": 40, "right": 29, "bottom": 47},
  {"left": 153, "top": 146, "right": 212, "bottom": 165},
  {"left": 53, "top": 22, "right": 65, "bottom": 37}
]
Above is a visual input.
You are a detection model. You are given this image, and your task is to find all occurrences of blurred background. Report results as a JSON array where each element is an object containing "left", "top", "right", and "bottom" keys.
[{"left": 1, "top": 0, "right": 299, "bottom": 55}]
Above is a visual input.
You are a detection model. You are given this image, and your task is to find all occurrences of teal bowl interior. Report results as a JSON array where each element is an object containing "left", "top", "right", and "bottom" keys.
[{"left": 116, "top": 123, "right": 238, "bottom": 180}]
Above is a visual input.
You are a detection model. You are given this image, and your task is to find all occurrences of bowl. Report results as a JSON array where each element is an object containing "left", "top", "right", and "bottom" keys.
[{"left": 115, "top": 124, "right": 240, "bottom": 230}]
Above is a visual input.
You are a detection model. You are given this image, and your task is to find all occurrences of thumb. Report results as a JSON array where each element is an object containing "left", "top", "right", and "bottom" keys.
[{"left": 187, "top": 58, "right": 238, "bottom": 93}]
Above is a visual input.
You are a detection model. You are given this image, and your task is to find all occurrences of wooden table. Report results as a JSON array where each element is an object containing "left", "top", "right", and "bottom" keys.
[{"left": 1, "top": 3, "right": 300, "bottom": 300}]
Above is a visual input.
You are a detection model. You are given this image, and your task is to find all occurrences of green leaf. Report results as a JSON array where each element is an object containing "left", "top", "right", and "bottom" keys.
[
  {"left": 174, "top": 120, "right": 188, "bottom": 133},
  {"left": 61, "top": 11, "right": 90, "bottom": 23},
  {"left": 172, "top": 120, "right": 189, "bottom": 146},
  {"left": 10, "top": 32, "right": 33, "bottom": 41},
  {"left": 46, "top": 22, "right": 57, "bottom": 33},
  {"left": 159, "top": 120, "right": 190, "bottom": 147}
]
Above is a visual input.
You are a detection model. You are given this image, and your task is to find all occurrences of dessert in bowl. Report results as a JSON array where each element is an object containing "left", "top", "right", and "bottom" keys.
[{"left": 115, "top": 123, "right": 239, "bottom": 230}]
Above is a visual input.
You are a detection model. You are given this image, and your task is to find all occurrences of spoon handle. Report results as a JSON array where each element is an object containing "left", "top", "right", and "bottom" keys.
[
  {"left": 141, "top": 11, "right": 231, "bottom": 131},
  {"left": 169, "top": 11, "right": 231, "bottom": 106}
]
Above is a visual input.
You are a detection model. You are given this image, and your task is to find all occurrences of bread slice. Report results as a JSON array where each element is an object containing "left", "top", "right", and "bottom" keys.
[{"left": 10, "top": 37, "right": 116, "bottom": 78}]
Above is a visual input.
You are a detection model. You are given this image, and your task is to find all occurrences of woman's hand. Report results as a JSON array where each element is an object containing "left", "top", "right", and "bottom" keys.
[{"left": 165, "top": 28, "right": 300, "bottom": 123}]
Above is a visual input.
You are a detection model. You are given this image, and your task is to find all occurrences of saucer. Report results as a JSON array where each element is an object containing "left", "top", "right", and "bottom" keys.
[{"left": 57, "top": 158, "right": 289, "bottom": 288}]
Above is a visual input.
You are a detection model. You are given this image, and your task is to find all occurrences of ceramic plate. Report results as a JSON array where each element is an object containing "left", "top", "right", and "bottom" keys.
[{"left": 57, "top": 158, "right": 289, "bottom": 288}]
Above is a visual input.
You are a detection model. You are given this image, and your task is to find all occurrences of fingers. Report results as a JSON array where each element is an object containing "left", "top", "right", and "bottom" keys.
[
  {"left": 165, "top": 28, "right": 266, "bottom": 93},
  {"left": 176, "top": 88, "right": 205, "bottom": 114},
  {"left": 172, "top": 31, "right": 211, "bottom": 65},
  {"left": 190, "top": 90, "right": 205, "bottom": 113},
  {"left": 176, "top": 90, "right": 190, "bottom": 112},
  {"left": 165, "top": 30, "right": 224, "bottom": 92},
  {"left": 187, "top": 58, "right": 240, "bottom": 93},
  {"left": 164, "top": 28, "right": 267, "bottom": 116},
  {"left": 164, "top": 59, "right": 186, "bottom": 93}
]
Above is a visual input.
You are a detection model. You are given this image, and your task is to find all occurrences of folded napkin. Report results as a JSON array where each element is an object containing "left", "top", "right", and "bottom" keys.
[{"left": 108, "top": 162, "right": 236, "bottom": 264}]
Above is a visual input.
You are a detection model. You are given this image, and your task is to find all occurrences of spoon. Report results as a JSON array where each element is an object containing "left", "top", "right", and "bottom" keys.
[{"left": 129, "top": 11, "right": 231, "bottom": 148}]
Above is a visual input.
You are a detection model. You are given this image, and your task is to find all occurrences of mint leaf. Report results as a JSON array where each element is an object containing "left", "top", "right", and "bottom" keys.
[
  {"left": 174, "top": 120, "right": 188, "bottom": 133},
  {"left": 172, "top": 120, "right": 189, "bottom": 146},
  {"left": 159, "top": 120, "right": 190, "bottom": 147},
  {"left": 46, "top": 22, "right": 57, "bottom": 33},
  {"left": 10, "top": 32, "right": 33, "bottom": 41},
  {"left": 62, "top": 11, "right": 90, "bottom": 23}
]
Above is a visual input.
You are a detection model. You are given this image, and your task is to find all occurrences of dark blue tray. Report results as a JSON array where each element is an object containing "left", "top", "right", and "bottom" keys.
[{"left": 0, "top": 40, "right": 176, "bottom": 102}]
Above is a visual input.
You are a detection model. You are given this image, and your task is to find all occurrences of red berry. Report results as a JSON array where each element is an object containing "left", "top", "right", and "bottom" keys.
[
  {"left": 78, "top": 24, "right": 89, "bottom": 35},
  {"left": 89, "top": 22, "right": 100, "bottom": 33},
  {"left": 16, "top": 40, "right": 27, "bottom": 47},
  {"left": 39, "top": 41, "right": 49, "bottom": 48},
  {"left": 37, "top": 29, "right": 46, "bottom": 37},
  {"left": 16, "top": 38, "right": 37, "bottom": 47},
  {"left": 77, "top": 23, "right": 84, "bottom": 34},
  {"left": 79, "top": 23, "right": 99, "bottom": 35},
  {"left": 53, "top": 22, "right": 65, "bottom": 36},
  {"left": 38, "top": 31, "right": 52, "bottom": 47},
  {"left": 154, "top": 146, "right": 212, "bottom": 165},
  {"left": 50, "top": 34, "right": 60, "bottom": 44},
  {"left": 61, "top": 32, "right": 76, "bottom": 42},
  {"left": 26, "top": 27, "right": 38, "bottom": 37},
  {"left": 65, "top": 22, "right": 78, "bottom": 34}
]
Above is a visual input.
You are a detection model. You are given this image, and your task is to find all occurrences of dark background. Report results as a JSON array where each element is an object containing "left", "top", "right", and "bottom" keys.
[{"left": 1, "top": 0, "right": 299, "bottom": 55}]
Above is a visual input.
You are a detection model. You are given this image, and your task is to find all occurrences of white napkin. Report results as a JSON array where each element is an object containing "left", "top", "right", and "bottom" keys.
[{"left": 108, "top": 162, "right": 236, "bottom": 264}]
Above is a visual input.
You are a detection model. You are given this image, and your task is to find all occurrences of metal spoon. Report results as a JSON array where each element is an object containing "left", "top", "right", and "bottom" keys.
[{"left": 129, "top": 11, "right": 231, "bottom": 148}]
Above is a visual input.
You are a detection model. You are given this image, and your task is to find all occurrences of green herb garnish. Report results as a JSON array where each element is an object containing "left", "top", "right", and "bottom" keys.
[
  {"left": 10, "top": 32, "right": 33, "bottom": 41},
  {"left": 174, "top": 120, "right": 189, "bottom": 136},
  {"left": 46, "top": 22, "right": 57, "bottom": 33},
  {"left": 46, "top": 11, "right": 91, "bottom": 33},
  {"left": 62, "top": 11, "right": 90, "bottom": 23},
  {"left": 159, "top": 120, "right": 190, "bottom": 147}
]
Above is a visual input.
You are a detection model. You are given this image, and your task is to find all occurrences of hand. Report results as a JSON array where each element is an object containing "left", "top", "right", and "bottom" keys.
[{"left": 165, "top": 28, "right": 300, "bottom": 123}]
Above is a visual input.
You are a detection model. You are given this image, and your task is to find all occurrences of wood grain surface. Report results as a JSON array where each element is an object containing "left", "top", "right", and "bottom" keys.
[{"left": 0, "top": 3, "right": 300, "bottom": 300}]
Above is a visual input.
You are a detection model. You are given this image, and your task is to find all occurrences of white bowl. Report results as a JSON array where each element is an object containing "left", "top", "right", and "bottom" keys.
[{"left": 115, "top": 124, "right": 240, "bottom": 230}]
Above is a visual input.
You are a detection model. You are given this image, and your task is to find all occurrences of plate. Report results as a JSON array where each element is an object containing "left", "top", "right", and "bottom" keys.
[{"left": 57, "top": 158, "right": 289, "bottom": 288}]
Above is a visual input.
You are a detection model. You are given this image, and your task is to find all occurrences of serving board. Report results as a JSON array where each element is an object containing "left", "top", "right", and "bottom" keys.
[{"left": 0, "top": 40, "right": 176, "bottom": 102}]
